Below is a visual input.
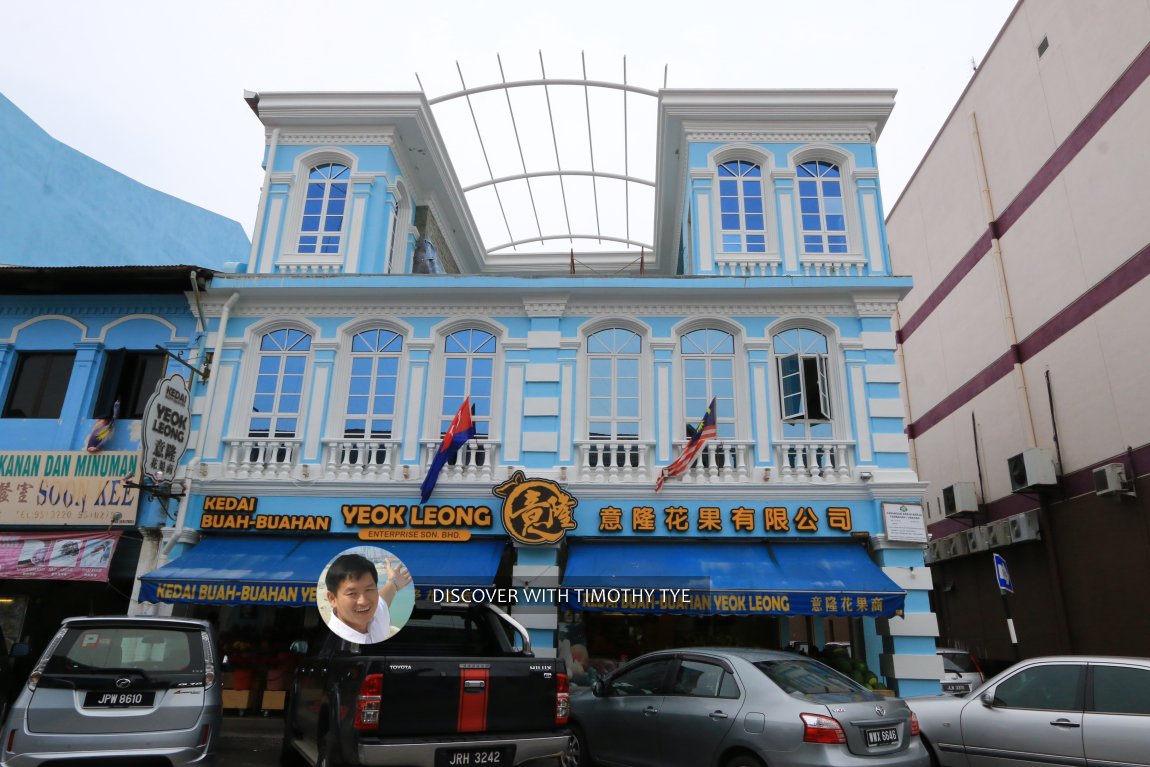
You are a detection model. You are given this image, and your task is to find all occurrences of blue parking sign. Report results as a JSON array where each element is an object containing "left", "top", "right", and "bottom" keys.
[{"left": 993, "top": 553, "right": 1014, "bottom": 593}]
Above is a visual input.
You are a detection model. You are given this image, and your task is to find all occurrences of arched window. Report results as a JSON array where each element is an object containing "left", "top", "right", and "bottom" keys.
[
  {"left": 344, "top": 329, "right": 402, "bottom": 441},
  {"left": 442, "top": 329, "right": 495, "bottom": 438},
  {"left": 249, "top": 329, "right": 311, "bottom": 439},
  {"left": 587, "top": 328, "right": 641, "bottom": 441},
  {"left": 797, "top": 160, "right": 847, "bottom": 254},
  {"left": 774, "top": 328, "right": 833, "bottom": 439},
  {"left": 680, "top": 328, "right": 736, "bottom": 440},
  {"left": 298, "top": 163, "right": 350, "bottom": 255},
  {"left": 718, "top": 160, "right": 766, "bottom": 254}
]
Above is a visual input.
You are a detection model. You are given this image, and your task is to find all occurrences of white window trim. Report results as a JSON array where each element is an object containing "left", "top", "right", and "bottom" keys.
[
  {"left": 765, "top": 316, "right": 851, "bottom": 442},
  {"left": 229, "top": 319, "right": 320, "bottom": 441},
  {"left": 279, "top": 149, "right": 360, "bottom": 272},
  {"left": 670, "top": 318, "right": 752, "bottom": 442},
  {"left": 575, "top": 320, "right": 654, "bottom": 442},
  {"left": 786, "top": 144, "right": 865, "bottom": 264},
  {"left": 707, "top": 145, "right": 780, "bottom": 265},
  {"left": 328, "top": 318, "right": 414, "bottom": 441},
  {"left": 424, "top": 318, "right": 507, "bottom": 442}
]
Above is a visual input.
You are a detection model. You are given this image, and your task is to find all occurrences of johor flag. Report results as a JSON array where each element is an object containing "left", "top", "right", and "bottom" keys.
[
  {"left": 420, "top": 397, "right": 477, "bottom": 503},
  {"left": 655, "top": 397, "right": 717, "bottom": 492}
]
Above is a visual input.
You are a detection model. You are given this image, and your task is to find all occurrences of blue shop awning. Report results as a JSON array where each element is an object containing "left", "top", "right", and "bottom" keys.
[
  {"left": 561, "top": 540, "right": 905, "bottom": 618},
  {"left": 139, "top": 536, "right": 506, "bottom": 607}
]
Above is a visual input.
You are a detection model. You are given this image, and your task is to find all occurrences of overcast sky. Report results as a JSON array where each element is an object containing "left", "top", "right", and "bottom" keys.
[{"left": 2, "top": 1, "right": 1016, "bottom": 247}]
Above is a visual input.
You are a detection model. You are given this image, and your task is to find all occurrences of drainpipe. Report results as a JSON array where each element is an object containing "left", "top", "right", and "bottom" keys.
[
  {"left": 163, "top": 291, "right": 240, "bottom": 558},
  {"left": 969, "top": 112, "right": 1037, "bottom": 447},
  {"left": 247, "top": 127, "right": 280, "bottom": 271}
]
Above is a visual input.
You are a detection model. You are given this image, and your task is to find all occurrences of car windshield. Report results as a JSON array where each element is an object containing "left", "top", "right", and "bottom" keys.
[
  {"left": 44, "top": 626, "right": 201, "bottom": 674},
  {"left": 754, "top": 658, "right": 870, "bottom": 699},
  {"left": 940, "top": 652, "right": 977, "bottom": 673}
]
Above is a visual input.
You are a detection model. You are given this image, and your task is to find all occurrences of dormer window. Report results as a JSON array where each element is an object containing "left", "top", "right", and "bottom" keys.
[
  {"left": 718, "top": 160, "right": 766, "bottom": 254},
  {"left": 797, "top": 160, "right": 847, "bottom": 254},
  {"left": 298, "top": 163, "right": 350, "bottom": 255}
]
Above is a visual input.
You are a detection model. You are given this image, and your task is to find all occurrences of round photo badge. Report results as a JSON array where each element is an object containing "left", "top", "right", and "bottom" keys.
[{"left": 316, "top": 546, "right": 414, "bottom": 644}]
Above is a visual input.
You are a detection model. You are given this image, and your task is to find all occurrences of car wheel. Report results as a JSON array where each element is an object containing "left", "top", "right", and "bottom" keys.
[
  {"left": 723, "top": 753, "right": 766, "bottom": 767},
  {"left": 562, "top": 724, "right": 591, "bottom": 767}
]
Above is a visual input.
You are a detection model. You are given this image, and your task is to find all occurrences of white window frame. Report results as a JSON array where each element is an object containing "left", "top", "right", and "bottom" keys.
[
  {"left": 671, "top": 318, "right": 750, "bottom": 442},
  {"left": 279, "top": 149, "right": 360, "bottom": 271},
  {"left": 330, "top": 319, "right": 413, "bottom": 441},
  {"left": 708, "top": 145, "right": 779, "bottom": 260},
  {"left": 424, "top": 319, "right": 506, "bottom": 442},
  {"left": 577, "top": 321, "right": 652, "bottom": 442},
  {"left": 766, "top": 318, "right": 849, "bottom": 442},
  {"left": 234, "top": 321, "right": 318, "bottom": 441},
  {"left": 786, "top": 144, "right": 864, "bottom": 262}
]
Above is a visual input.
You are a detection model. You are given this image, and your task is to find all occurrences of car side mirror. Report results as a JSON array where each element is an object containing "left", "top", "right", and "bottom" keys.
[
  {"left": 980, "top": 690, "right": 995, "bottom": 707},
  {"left": 591, "top": 679, "right": 606, "bottom": 697},
  {"left": 289, "top": 640, "right": 309, "bottom": 655},
  {"left": 9, "top": 642, "right": 29, "bottom": 659}
]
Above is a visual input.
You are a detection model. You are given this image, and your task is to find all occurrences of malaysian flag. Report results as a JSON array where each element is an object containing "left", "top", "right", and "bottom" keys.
[{"left": 655, "top": 397, "right": 717, "bottom": 492}]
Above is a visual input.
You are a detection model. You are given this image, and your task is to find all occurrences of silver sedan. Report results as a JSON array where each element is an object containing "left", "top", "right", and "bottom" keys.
[
  {"left": 566, "top": 647, "right": 928, "bottom": 767},
  {"left": 909, "top": 655, "right": 1150, "bottom": 767}
]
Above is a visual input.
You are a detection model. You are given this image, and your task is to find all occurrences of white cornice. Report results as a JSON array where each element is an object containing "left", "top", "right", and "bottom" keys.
[
  {"left": 273, "top": 132, "right": 397, "bottom": 145},
  {"left": 686, "top": 130, "right": 874, "bottom": 143}
]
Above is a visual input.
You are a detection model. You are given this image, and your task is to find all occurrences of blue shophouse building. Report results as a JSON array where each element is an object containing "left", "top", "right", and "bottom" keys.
[
  {"left": 136, "top": 82, "right": 942, "bottom": 696},
  {"left": 0, "top": 93, "right": 249, "bottom": 651}
]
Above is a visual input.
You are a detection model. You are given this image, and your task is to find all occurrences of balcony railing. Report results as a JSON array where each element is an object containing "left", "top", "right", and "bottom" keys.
[
  {"left": 657, "top": 440, "right": 754, "bottom": 484},
  {"left": 714, "top": 256, "right": 783, "bottom": 277},
  {"left": 575, "top": 440, "right": 654, "bottom": 482},
  {"left": 774, "top": 440, "right": 855, "bottom": 482},
  {"left": 224, "top": 438, "right": 302, "bottom": 479},
  {"left": 322, "top": 437, "right": 401, "bottom": 480},
  {"left": 419, "top": 439, "right": 502, "bottom": 484}
]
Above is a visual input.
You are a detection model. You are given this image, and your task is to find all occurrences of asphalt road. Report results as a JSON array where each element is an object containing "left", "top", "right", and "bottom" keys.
[{"left": 219, "top": 714, "right": 284, "bottom": 766}]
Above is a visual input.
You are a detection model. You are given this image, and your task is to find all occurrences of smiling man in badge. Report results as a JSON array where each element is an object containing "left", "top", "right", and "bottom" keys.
[{"left": 324, "top": 553, "right": 412, "bottom": 643}]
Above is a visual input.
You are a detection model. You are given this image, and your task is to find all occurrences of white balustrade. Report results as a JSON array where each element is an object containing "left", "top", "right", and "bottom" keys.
[
  {"left": 714, "top": 258, "right": 783, "bottom": 277},
  {"left": 656, "top": 441, "right": 754, "bottom": 484},
  {"left": 773, "top": 440, "right": 855, "bottom": 482},
  {"left": 321, "top": 438, "right": 401, "bottom": 480},
  {"left": 575, "top": 440, "right": 654, "bottom": 482},
  {"left": 419, "top": 439, "right": 501, "bottom": 484},
  {"left": 799, "top": 258, "right": 868, "bottom": 277},
  {"left": 223, "top": 438, "right": 301, "bottom": 479}
]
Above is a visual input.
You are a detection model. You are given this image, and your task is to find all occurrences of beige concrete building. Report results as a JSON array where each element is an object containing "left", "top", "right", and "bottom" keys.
[{"left": 886, "top": 0, "right": 1150, "bottom": 664}]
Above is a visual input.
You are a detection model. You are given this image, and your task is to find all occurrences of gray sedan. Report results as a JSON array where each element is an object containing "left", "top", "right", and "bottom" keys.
[
  {"left": 566, "top": 647, "right": 928, "bottom": 767},
  {"left": 909, "top": 655, "right": 1150, "bottom": 767}
]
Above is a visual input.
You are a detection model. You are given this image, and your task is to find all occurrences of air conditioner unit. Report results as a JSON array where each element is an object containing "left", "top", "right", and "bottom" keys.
[
  {"left": 987, "top": 518, "right": 1012, "bottom": 549},
  {"left": 925, "top": 539, "right": 946, "bottom": 564},
  {"left": 944, "top": 532, "right": 970, "bottom": 559},
  {"left": 1009, "top": 510, "right": 1041, "bottom": 543},
  {"left": 965, "top": 526, "right": 990, "bottom": 553},
  {"left": 1093, "top": 463, "right": 1133, "bottom": 497},
  {"left": 1007, "top": 448, "right": 1057, "bottom": 492},
  {"left": 942, "top": 482, "right": 980, "bottom": 517}
]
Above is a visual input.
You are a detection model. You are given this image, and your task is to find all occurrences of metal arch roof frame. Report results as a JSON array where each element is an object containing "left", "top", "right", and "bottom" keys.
[{"left": 422, "top": 53, "right": 660, "bottom": 262}]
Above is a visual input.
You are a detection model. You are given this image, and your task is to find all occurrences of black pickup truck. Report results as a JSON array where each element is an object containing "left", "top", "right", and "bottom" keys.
[{"left": 280, "top": 601, "right": 570, "bottom": 767}]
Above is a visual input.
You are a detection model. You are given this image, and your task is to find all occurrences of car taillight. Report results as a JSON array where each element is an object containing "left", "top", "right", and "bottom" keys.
[
  {"left": 26, "top": 669, "right": 43, "bottom": 693},
  {"left": 204, "top": 662, "right": 216, "bottom": 689},
  {"left": 555, "top": 672, "right": 570, "bottom": 724},
  {"left": 355, "top": 673, "right": 383, "bottom": 730},
  {"left": 801, "top": 713, "right": 847, "bottom": 744},
  {"left": 909, "top": 711, "right": 920, "bottom": 737}
]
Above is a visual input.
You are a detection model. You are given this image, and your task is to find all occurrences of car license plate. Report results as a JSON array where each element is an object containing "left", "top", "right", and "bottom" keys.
[
  {"left": 435, "top": 747, "right": 512, "bottom": 766},
  {"left": 865, "top": 726, "right": 899, "bottom": 746},
  {"left": 83, "top": 691, "right": 155, "bottom": 708},
  {"left": 943, "top": 682, "right": 970, "bottom": 693}
]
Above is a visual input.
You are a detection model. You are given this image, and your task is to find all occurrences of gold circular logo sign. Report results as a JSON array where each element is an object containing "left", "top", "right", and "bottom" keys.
[{"left": 493, "top": 471, "right": 578, "bottom": 545}]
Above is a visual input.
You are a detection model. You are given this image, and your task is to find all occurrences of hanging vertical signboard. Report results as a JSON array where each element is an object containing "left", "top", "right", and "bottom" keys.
[{"left": 141, "top": 374, "right": 191, "bottom": 483}]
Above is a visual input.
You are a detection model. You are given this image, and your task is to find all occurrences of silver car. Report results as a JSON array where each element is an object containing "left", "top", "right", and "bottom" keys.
[
  {"left": 0, "top": 616, "right": 221, "bottom": 766},
  {"left": 936, "top": 648, "right": 984, "bottom": 696},
  {"left": 910, "top": 655, "right": 1150, "bottom": 767},
  {"left": 566, "top": 647, "right": 928, "bottom": 767}
]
